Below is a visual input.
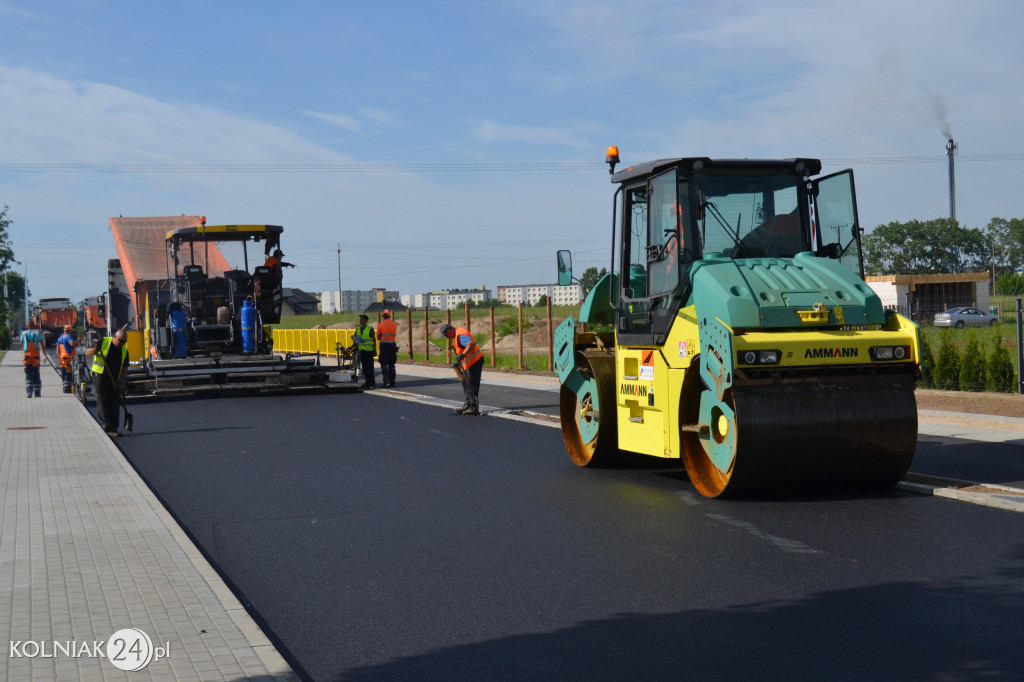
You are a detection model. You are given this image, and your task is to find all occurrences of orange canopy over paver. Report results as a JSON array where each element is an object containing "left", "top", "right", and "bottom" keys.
[{"left": 109, "top": 216, "right": 231, "bottom": 289}]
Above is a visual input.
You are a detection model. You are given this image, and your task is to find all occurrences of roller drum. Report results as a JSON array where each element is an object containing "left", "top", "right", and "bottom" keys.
[
  {"left": 560, "top": 354, "right": 620, "bottom": 467},
  {"left": 686, "top": 370, "right": 918, "bottom": 497}
]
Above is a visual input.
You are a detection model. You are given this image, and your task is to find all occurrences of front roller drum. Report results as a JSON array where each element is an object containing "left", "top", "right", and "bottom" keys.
[
  {"left": 682, "top": 373, "right": 918, "bottom": 498},
  {"left": 560, "top": 355, "right": 619, "bottom": 467}
]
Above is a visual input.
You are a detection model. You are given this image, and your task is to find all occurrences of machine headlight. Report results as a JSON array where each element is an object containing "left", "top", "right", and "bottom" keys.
[
  {"left": 870, "top": 346, "right": 911, "bottom": 361},
  {"left": 739, "top": 349, "right": 781, "bottom": 365}
]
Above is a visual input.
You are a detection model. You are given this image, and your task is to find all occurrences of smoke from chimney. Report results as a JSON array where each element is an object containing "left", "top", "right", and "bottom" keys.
[{"left": 929, "top": 90, "right": 953, "bottom": 140}]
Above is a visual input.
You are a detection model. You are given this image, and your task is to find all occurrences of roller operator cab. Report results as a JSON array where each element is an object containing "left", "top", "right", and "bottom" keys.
[{"left": 555, "top": 149, "right": 922, "bottom": 498}]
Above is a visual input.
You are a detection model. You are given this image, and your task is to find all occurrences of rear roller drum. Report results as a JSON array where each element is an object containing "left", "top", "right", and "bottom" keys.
[{"left": 560, "top": 354, "right": 619, "bottom": 467}]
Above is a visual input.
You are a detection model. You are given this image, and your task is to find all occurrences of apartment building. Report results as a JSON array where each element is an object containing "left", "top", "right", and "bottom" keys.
[
  {"left": 401, "top": 286, "right": 492, "bottom": 310},
  {"left": 497, "top": 283, "right": 583, "bottom": 306},
  {"left": 320, "top": 288, "right": 399, "bottom": 313}
]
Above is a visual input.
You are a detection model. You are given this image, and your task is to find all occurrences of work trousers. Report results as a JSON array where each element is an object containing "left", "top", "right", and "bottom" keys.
[
  {"left": 378, "top": 342, "right": 397, "bottom": 387},
  {"left": 460, "top": 360, "right": 483, "bottom": 409},
  {"left": 358, "top": 349, "right": 376, "bottom": 387},
  {"left": 93, "top": 372, "right": 120, "bottom": 432},
  {"left": 24, "top": 365, "right": 41, "bottom": 397}
]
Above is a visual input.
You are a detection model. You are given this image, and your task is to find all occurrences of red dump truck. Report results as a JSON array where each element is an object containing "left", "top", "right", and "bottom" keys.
[{"left": 34, "top": 297, "right": 78, "bottom": 346}]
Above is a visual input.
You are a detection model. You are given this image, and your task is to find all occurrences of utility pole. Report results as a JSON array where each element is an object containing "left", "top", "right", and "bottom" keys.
[
  {"left": 24, "top": 260, "right": 29, "bottom": 325},
  {"left": 336, "top": 243, "right": 342, "bottom": 314}
]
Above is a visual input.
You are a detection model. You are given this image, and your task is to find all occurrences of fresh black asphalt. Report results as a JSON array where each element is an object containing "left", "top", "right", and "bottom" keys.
[{"left": 93, "top": 384, "right": 1024, "bottom": 682}]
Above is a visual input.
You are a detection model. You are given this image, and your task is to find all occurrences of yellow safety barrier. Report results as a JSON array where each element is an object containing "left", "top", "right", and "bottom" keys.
[{"left": 271, "top": 328, "right": 358, "bottom": 357}]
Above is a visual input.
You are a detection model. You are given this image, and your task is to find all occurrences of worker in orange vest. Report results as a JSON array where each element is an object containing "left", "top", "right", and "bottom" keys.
[
  {"left": 263, "top": 249, "right": 295, "bottom": 281},
  {"left": 20, "top": 319, "right": 47, "bottom": 398},
  {"left": 377, "top": 309, "right": 398, "bottom": 388},
  {"left": 440, "top": 323, "right": 483, "bottom": 416},
  {"left": 56, "top": 324, "right": 77, "bottom": 393}
]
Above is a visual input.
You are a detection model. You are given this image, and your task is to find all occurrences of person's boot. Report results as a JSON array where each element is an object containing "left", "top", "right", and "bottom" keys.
[
  {"left": 466, "top": 397, "right": 480, "bottom": 416},
  {"left": 454, "top": 402, "right": 471, "bottom": 415}
]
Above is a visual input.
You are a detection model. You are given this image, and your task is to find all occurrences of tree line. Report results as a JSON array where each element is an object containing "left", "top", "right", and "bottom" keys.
[
  {"left": 862, "top": 217, "right": 1024, "bottom": 293},
  {"left": 0, "top": 205, "right": 28, "bottom": 347}
]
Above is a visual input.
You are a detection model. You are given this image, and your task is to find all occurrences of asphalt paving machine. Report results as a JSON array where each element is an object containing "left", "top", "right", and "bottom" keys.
[
  {"left": 555, "top": 148, "right": 921, "bottom": 497},
  {"left": 104, "top": 216, "right": 332, "bottom": 398}
]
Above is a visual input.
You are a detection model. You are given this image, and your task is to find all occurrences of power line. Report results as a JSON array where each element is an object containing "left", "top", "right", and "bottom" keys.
[
  {"left": 2, "top": 154, "right": 1023, "bottom": 174},
  {"left": 0, "top": 161, "right": 606, "bottom": 173}
]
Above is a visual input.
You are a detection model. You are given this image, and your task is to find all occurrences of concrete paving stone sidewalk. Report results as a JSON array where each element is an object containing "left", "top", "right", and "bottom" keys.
[{"left": 0, "top": 351, "right": 295, "bottom": 681}]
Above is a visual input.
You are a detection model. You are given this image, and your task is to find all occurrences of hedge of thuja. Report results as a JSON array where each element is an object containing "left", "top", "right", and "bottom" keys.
[{"left": 920, "top": 326, "right": 1018, "bottom": 393}]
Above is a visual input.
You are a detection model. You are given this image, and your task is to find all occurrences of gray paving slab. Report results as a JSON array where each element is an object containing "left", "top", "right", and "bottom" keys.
[{"left": 0, "top": 350, "right": 296, "bottom": 681}]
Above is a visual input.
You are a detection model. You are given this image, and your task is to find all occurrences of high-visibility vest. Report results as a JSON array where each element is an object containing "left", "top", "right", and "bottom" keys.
[
  {"left": 354, "top": 325, "right": 376, "bottom": 353},
  {"left": 91, "top": 337, "right": 128, "bottom": 376},
  {"left": 378, "top": 319, "right": 397, "bottom": 344},
  {"left": 453, "top": 327, "right": 482, "bottom": 370},
  {"left": 21, "top": 330, "right": 43, "bottom": 367}
]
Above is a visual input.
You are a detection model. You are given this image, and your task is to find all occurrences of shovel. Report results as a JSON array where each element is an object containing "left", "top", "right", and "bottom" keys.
[{"left": 102, "top": 367, "right": 133, "bottom": 433}]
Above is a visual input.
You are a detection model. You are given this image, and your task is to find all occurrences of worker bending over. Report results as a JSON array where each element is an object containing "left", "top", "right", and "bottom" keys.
[{"left": 440, "top": 323, "right": 483, "bottom": 416}]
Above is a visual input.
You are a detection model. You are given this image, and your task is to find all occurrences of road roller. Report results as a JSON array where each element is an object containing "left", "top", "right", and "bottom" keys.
[{"left": 554, "top": 149, "right": 921, "bottom": 497}]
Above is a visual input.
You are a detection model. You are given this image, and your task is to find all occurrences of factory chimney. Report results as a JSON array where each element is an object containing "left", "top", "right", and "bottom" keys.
[{"left": 945, "top": 138, "right": 957, "bottom": 221}]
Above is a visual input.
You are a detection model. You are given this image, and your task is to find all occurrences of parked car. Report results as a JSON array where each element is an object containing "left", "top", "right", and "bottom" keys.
[{"left": 933, "top": 307, "right": 1000, "bottom": 328}]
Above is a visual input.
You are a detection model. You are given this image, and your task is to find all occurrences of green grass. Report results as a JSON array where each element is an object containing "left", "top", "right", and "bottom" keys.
[
  {"left": 401, "top": 351, "right": 553, "bottom": 373},
  {"left": 271, "top": 305, "right": 581, "bottom": 330}
]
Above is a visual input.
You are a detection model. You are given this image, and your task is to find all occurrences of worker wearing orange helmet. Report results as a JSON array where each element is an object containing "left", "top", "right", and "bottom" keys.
[
  {"left": 56, "top": 324, "right": 78, "bottom": 393},
  {"left": 440, "top": 323, "right": 483, "bottom": 416},
  {"left": 377, "top": 309, "right": 398, "bottom": 388}
]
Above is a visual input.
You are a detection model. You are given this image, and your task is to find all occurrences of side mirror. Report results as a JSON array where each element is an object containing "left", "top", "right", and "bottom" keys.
[{"left": 557, "top": 250, "right": 573, "bottom": 286}]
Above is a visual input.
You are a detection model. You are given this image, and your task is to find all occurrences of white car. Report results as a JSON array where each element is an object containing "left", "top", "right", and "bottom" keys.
[{"left": 933, "top": 307, "right": 1000, "bottom": 328}]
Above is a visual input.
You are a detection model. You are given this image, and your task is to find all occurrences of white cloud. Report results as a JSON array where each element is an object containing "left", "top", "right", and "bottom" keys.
[
  {"left": 303, "top": 109, "right": 362, "bottom": 133},
  {"left": 470, "top": 120, "right": 591, "bottom": 149},
  {"left": 361, "top": 108, "right": 396, "bottom": 126}
]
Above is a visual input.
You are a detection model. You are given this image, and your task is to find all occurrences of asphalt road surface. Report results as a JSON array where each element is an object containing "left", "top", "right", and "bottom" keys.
[{"left": 96, "top": 381, "right": 1024, "bottom": 682}]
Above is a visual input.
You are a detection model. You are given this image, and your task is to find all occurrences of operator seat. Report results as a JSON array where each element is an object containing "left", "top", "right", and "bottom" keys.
[{"left": 183, "top": 265, "right": 207, "bottom": 318}]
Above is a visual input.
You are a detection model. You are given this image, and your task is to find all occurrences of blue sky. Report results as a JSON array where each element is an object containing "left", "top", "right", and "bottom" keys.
[{"left": 2, "top": 0, "right": 1023, "bottom": 303}]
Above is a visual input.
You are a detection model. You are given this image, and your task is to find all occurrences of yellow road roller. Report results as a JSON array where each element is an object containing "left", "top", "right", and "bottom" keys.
[{"left": 555, "top": 149, "right": 921, "bottom": 497}]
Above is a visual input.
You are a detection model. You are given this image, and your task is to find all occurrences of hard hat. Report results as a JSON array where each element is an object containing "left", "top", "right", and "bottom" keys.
[
  {"left": 439, "top": 323, "right": 453, "bottom": 336},
  {"left": 64, "top": 325, "right": 74, "bottom": 332},
  {"left": 274, "top": 249, "right": 284, "bottom": 257},
  {"left": 382, "top": 309, "right": 391, "bottom": 318}
]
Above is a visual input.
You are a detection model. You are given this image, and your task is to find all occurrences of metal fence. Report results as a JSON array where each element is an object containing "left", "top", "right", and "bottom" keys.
[{"left": 884, "top": 295, "right": 1023, "bottom": 394}]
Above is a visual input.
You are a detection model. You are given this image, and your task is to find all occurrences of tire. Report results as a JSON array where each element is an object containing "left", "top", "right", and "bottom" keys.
[
  {"left": 955, "top": 320, "right": 965, "bottom": 329},
  {"left": 989, "top": 319, "right": 998, "bottom": 326}
]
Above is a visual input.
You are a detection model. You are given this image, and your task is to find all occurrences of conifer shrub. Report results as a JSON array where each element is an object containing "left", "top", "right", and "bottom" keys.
[
  {"left": 917, "top": 333, "right": 935, "bottom": 389},
  {"left": 986, "top": 325, "right": 1016, "bottom": 393},
  {"left": 933, "top": 330, "right": 960, "bottom": 391},
  {"left": 958, "top": 333, "right": 986, "bottom": 392}
]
